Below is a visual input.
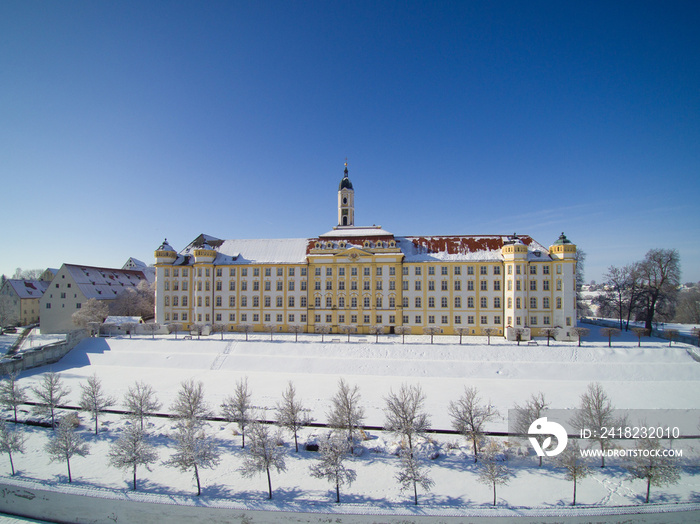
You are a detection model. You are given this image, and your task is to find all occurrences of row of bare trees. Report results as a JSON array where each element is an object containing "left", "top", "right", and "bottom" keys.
[{"left": 0, "top": 373, "right": 682, "bottom": 505}]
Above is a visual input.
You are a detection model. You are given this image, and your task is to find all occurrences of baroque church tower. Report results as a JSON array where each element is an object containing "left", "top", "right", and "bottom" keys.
[{"left": 337, "top": 162, "right": 354, "bottom": 227}]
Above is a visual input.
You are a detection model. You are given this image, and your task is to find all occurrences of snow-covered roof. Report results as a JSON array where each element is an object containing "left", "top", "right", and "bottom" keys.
[
  {"left": 319, "top": 226, "right": 394, "bottom": 238},
  {"left": 397, "top": 235, "right": 552, "bottom": 262},
  {"left": 6, "top": 279, "right": 50, "bottom": 299},
  {"left": 104, "top": 316, "right": 142, "bottom": 325},
  {"left": 123, "top": 257, "right": 147, "bottom": 269},
  {"left": 64, "top": 264, "right": 151, "bottom": 301},
  {"left": 178, "top": 235, "right": 309, "bottom": 264},
  {"left": 170, "top": 232, "right": 554, "bottom": 265}
]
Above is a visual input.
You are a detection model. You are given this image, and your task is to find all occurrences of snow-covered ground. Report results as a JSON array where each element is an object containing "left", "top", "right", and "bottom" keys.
[{"left": 2, "top": 328, "right": 700, "bottom": 519}]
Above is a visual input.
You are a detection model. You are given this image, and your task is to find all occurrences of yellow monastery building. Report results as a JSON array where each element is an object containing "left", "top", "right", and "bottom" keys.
[{"left": 155, "top": 165, "right": 577, "bottom": 340}]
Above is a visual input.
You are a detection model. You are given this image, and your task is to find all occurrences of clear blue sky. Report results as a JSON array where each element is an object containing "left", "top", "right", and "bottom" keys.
[{"left": 2, "top": 1, "right": 699, "bottom": 283}]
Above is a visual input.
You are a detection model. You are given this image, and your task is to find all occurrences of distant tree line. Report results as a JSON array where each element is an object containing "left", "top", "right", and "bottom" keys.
[{"left": 593, "top": 249, "right": 684, "bottom": 331}]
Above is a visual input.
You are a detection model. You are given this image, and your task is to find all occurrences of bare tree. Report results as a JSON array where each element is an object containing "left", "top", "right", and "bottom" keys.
[
  {"left": 108, "top": 424, "right": 159, "bottom": 491},
  {"left": 164, "top": 419, "right": 221, "bottom": 496},
  {"left": 595, "top": 265, "right": 641, "bottom": 331},
  {"left": 369, "top": 325, "right": 384, "bottom": 343},
  {"left": 276, "top": 381, "right": 311, "bottom": 452},
  {"left": 32, "top": 372, "right": 71, "bottom": 429},
  {"left": 600, "top": 327, "right": 621, "bottom": 348},
  {"left": 541, "top": 327, "right": 558, "bottom": 346},
  {"left": 0, "top": 420, "right": 26, "bottom": 476},
  {"left": 309, "top": 433, "right": 356, "bottom": 503},
  {"left": 570, "top": 327, "right": 590, "bottom": 347},
  {"left": 327, "top": 378, "right": 365, "bottom": 453},
  {"left": 691, "top": 327, "right": 700, "bottom": 346},
  {"left": 121, "top": 322, "right": 138, "bottom": 338},
  {"left": 211, "top": 323, "right": 226, "bottom": 340},
  {"left": 315, "top": 324, "right": 331, "bottom": 342},
  {"left": 143, "top": 323, "right": 160, "bottom": 339},
  {"left": 171, "top": 379, "right": 213, "bottom": 424},
  {"left": 395, "top": 325, "right": 410, "bottom": 344},
  {"left": 264, "top": 324, "right": 277, "bottom": 341},
  {"left": 339, "top": 325, "right": 357, "bottom": 342},
  {"left": 512, "top": 392, "right": 549, "bottom": 466},
  {"left": 570, "top": 382, "right": 625, "bottom": 467},
  {"left": 662, "top": 329, "right": 679, "bottom": 347},
  {"left": 513, "top": 327, "right": 526, "bottom": 346},
  {"left": 288, "top": 324, "right": 304, "bottom": 342},
  {"left": 395, "top": 448, "right": 434, "bottom": 506},
  {"left": 221, "top": 377, "right": 253, "bottom": 448},
  {"left": 448, "top": 386, "right": 499, "bottom": 463},
  {"left": 45, "top": 417, "right": 90, "bottom": 483},
  {"left": 383, "top": 383, "right": 431, "bottom": 457},
  {"left": 453, "top": 326, "right": 469, "bottom": 344},
  {"left": 625, "top": 438, "right": 680, "bottom": 503},
  {"left": 0, "top": 372, "right": 28, "bottom": 423},
  {"left": 483, "top": 327, "right": 497, "bottom": 345},
  {"left": 477, "top": 439, "right": 512, "bottom": 506},
  {"left": 239, "top": 421, "right": 287, "bottom": 500},
  {"left": 423, "top": 326, "right": 440, "bottom": 344},
  {"left": 167, "top": 323, "right": 182, "bottom": 339},
  {"left": 557, "top": 440, "right": 590, "bottom": 506},
  {"left": 123, "top": 381, "right": 162, "bottom": 430},
  {"left": 79, "top": 374, "right": 117, "bottom": 435},
  {"left": 71, "top": 298, "right": 109, "bottom": 329},
  {"left": 631, "top": 327, "right": 649, "bottom": 347},
  {"left": 638, "top": 249, "right": 681, "bottom": 332},
  {"left": 237, "top": 324, "right": 254, "bottom": 341},
  {"left": 675, "top": 287, "right": 700, "bottom": 323}
]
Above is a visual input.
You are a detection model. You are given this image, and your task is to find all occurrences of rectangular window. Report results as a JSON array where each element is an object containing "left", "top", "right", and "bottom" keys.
[
  {"left": 351, "top": 314, "right": 357, "bottom": 323},
  {"left": 494, "top": 315, "right": 501, "bottom": 325},
  {"left": 415, "top": 281, "right": 421, "bottom": 291},
  {"left": 376, "top": 315, "right": 382, "bottom": 323},
  {"left": 481, "top": 315, "right": 488, "bottom": 324},
  {"left": 301, "top": 281, "right": 307, "bottom": 291},
  {"left": 351, "top": 267, "right": 358, "bottom": 276},
  {"left": 467, "top": 281, "right": 474, "bottom": 291},
  {"left": 530, "top": 280, "right": 537, "bottom": 291},
  {"left": 480, "top": 266, "right": 487, "bottom": 275},
  {"left": 441, "top": 266, "right": 448, "bottom": 275},
  {"left": 301, "top": 268, "right": 307, "bottom": 276},
  {"left": 556, "top": 297, "right": 562, "bottom": 309},
  {"left": 543, "top": 316, "right": 550, "bottom": 325},
  {"left": 315, "top": 268, "right": 321, "bottom": 276},
  {"left": 441, "top": 297, "right": 448, "bottom": 308},
  {"left": 441, "top": 315, "right": 448, "bottom": 324},
  {"left": 415, "top": 315, "right": 422, "bottom": 323},
  {"left": 428, "top": 315, "right": 435, "bottom": 324},
  {"left": 480, "top": 280, "right": 487, "bottom": 291},
  {"left": 428, "top": 297, "right": 435, "bottom": 308},
  {"left": 415, "top": 297, "right": 422, "bottom": 308},
  {"left": 265, "top": 281, "right": 271, "bottom": 291},
  {"left": 530, "top": 297, "right": 537, "bottom": 309},
  {"left": 531, "top": 316, "right": 538, "bottom": 325},
  {"left": 364, "top": 267, "right": 370, "bottom": 276},
  {"left": 543, "top": 265, "right": 550, "bottom": 275},
  {"left": 241, "top": 281, "right": 247, "bottom": 291},
  {"left": 289, "top": 268, "right": 295, "bottom": 277},
  {"left": 363, "top": 315, "right": 370, "bottom": 323},
  {"left": 467, "top": 297, "right": 474, "bottom": 308},
  {"left": 480, "top": 297, "right": 487, "bottom": 308},
  {"left": 253, "top": 314, "right": 259, "bottom": 322},
  {"left": 415, "top": 267, "right": 422, "bottom": 276},
  {"left": 454, "top": 280, "right": 461, "bottom": 291},
  {"left": 467, "top": 266, "right": 474, "bottom": 275},
  {"left": 289, "top": 281, "right": 295, "bottom": 291},
  {"left": 543, "top": 297, "right": 550, "bottom": 309},
  {"left": 403, "top": 315, "right": 409, "bottom": 323},
  {"left": 493, "top": 266, "right": 501, "bottom": 275},
  {"left": 441, "top": 281, "right": 448, "bottom": 291},
  {"left": 455, "top": 315, "right": 461, "bottom": 324},
  {"left": 389, "top": 267, "right": 395, "bottom": 276},
  {"left": 428, "top": 266, "right": 435, "bottom": 275},
  {"left": 376, "top": 267, "right": 383, "bottom": 276},
  {"left": 543, "top": 280, "right": 550, "bottom": 291},
  {"left": 455, "top": 297, "right": 461, "bottom": 308},
  {"left": 454, "top": 266, "right": 461, "bottom": 275},
  {"left": 494, "top": 297, "right": 501, "bottom": 308},
  {"left": 428, "top": 281, "right": 435, "bottom": 291},
  {"left": 289, "top": 314, "right": 295, "bottom": 322},
  {"left": 326, "top": 267, "right": 332, "bottom": 276},
  {"left": 493, "top": 280, "right": 500, "bottom": 291},
  {"left": 338, "top": 267, "right": 345, "bottom": 276}
]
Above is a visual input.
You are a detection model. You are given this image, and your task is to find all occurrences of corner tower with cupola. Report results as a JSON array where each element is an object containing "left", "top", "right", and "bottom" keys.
[{"left": 338, "top": 162, "right": 354, "bottom": 227}]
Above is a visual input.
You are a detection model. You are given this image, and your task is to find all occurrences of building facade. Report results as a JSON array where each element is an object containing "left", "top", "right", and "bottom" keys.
[
  {"left": 40, "top": 264, "right": 153, "bottom": 334},
  {"left": 0, "top": 279, "right": 51, "bottom": 327},
  {"left": 155, "top": 166, "right": 577, "bottom": 339}
]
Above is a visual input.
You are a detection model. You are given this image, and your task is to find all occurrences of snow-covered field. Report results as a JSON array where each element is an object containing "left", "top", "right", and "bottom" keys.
[{"left": 2, "top": 328, "right": 700, "bottom": 520}]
